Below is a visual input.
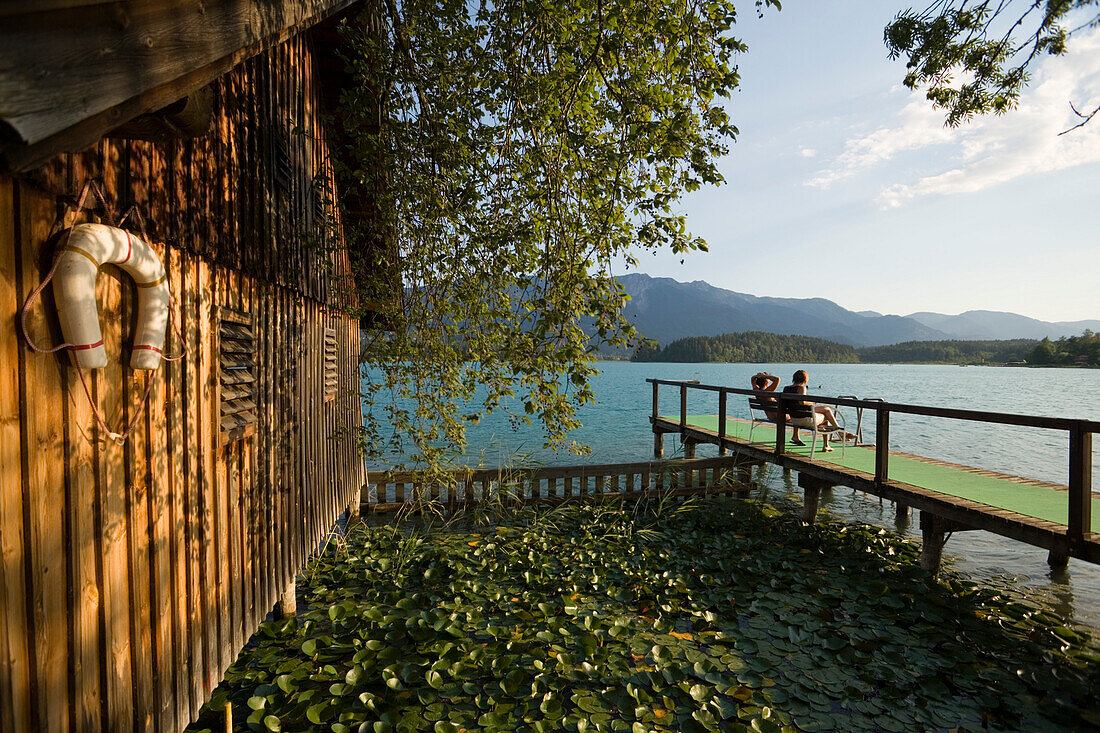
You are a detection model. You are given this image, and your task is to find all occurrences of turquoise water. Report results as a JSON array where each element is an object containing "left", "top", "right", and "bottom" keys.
[{"left": 364, "top": 362, "right": 1100, "bottom": 626}]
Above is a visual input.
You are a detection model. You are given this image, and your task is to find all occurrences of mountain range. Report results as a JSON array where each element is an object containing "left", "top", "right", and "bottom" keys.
[{"left": 615, "top": 274, "right": 1099, "bottom": 348}]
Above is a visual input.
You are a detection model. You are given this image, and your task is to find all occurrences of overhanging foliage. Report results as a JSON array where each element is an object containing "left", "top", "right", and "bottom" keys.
[
  {"left": 885, "top": 0, "right": 1100, "bottom": 127},
  {"left": 337, "top": 0, "right": 781, "bottom": 467}
]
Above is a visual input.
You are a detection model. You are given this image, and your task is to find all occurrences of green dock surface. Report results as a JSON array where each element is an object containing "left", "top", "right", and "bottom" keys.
[{"left": 678, "top": 414, "right": 1100, "bottom": 529}]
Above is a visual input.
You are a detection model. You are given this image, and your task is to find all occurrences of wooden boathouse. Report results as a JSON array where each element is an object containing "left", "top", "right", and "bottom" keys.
[
  {"left": 0, "top": 2, "right": 382, "bottom": 731},
  {"left": 647, "top": 379, "right": 1099, "bottom": 572}
]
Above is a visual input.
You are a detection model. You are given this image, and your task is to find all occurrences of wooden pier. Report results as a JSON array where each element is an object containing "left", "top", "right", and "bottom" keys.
[{"left": 648, "top": 378, "right": 1100, "bottom": 572}]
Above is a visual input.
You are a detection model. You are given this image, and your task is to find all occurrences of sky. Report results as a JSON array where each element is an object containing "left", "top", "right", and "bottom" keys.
[{"left": 622, "top": 1, "right": 1100, "bottom": 323}]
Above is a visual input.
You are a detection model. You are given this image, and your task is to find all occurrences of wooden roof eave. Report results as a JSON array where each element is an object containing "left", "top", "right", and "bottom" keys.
[{"left": 0, "top": 0, "right": 360, "bottom": 172}]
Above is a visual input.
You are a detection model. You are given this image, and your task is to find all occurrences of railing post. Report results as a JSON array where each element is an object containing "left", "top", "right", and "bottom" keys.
[
  {"left": 1068, "top": 424, "right": 1093, "bottom": 543},
  {"left": 652, "top": 381, "right": 663, "bottom": 458},
  {"left": 876, "top": 408, "right": 890, "bottom": 484},
  {"left": 679, "top": 384, "right": 688, "bottom": 434},
  {"left": 775, "top": 400, "right": 786, "bottom": 456},
  {"left": 717, "top": 390, "right": 727, "bottom": 456}
]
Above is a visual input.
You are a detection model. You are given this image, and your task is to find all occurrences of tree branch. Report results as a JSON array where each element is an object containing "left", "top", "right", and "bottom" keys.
[{"left": 1058, "top": 99, "right": 1100, "bottom": 135}]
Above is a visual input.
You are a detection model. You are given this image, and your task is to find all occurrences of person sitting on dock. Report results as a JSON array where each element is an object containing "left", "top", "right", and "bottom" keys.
[
  {"left": 750, "top": 372, "right": 781, "bottom": 421},
  {"left": 783, "top": 369, "right": 848, "bottom": 451}
]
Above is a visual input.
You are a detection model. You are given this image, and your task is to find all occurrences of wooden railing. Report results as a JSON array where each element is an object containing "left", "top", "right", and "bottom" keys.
[
  {"left": 648, "top": 378, "right": 1099, "bottom": 543},
  {"left": 363, "top": 456, "right": 748, "bottom": 512}
]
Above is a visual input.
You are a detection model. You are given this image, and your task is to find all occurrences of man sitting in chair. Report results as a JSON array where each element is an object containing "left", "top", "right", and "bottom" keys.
[
  {"left": 782, "top": 369, "right": 848, "bottom": 451},
  {"left": 750, "top": 372, "right": 781, "bottom": 420}
]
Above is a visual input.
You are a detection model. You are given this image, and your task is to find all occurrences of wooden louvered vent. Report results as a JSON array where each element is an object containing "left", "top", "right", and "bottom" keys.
[
  {"left": 220, "top": 308, "right": 256, "bottom": 442},
  {"left": 323, "top": 326, "right": 337, "bottom": 402}
]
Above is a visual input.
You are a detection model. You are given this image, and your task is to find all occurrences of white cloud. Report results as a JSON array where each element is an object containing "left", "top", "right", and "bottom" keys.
[
  {"left": 806, "top": 28, "right": 1100, "bottom": 207},
  {"left": 799, "top": 147, "right": 817, "bottom": 157}
]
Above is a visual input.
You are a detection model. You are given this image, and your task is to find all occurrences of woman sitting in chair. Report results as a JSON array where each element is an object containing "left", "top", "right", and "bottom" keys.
[{"left": 782, "top": 369, "right": 847, "bottom": 451}]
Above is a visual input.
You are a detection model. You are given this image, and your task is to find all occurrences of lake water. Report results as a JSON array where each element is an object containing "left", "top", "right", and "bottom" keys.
[{"left": 366, "top": 362, "right": 1100, "bottom": 627}]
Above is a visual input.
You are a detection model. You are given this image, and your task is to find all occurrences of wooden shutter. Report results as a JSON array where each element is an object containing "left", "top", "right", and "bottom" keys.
[
  {"left": 323, "top": 326, "right": 337, "bottom": 402},
  {"left": 219, "top": 308, "right": 256, "bottom": 442}
]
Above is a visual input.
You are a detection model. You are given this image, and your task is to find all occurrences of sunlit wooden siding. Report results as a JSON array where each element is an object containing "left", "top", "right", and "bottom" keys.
[{"left": 0, "top": 30, "right": 366, "bottom": 733}]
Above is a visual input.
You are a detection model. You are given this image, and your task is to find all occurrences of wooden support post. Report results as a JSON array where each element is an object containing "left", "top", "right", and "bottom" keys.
[
  {"left": 348, "top": 486, "right": 362, "bottom": 520},
  {"left": 797, "top": 473, "right": 830, "bottom": 525},
  {"left": 736, "top": 463, "right": 753, "bottom": 497},
  {"left": 277, "top": 580, "right": 297, "bottom": 618},
  {"left": 1068, "top": 425, "right": 1092, "bottom": 545},
  {"left": 875, "top": 408, "right": 890, "bottom": 485},
  {"left": 717, "top": 390, "right": 727, "bottom": 456},
  {"left": 652, "top": 380, "right": 659, "bottom": 423},
  {"left": 775, "top": 405, "right": 787, "bottom": 457},
  {"left": 679, "top": 384, "right": 688, "bottom": 435},
  {"left": 917, "top": 511, "right": 980, "bottom": 578},
  {"left": 919, "top": 526, "right": 946, "bottom": 576},
  {"left": 654, "top": 432, "right": 664, "bottom": 459},
  {"left": 895, "top": 502, "right": 909, "bottom": 521},
  {"left": 683, "top": 438, "right": 696, "bottom": 460},
  {"left": 1047, "top": 545, "right": 1070, "bottom": 571}
]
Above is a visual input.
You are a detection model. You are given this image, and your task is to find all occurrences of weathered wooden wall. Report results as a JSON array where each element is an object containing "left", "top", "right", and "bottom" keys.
[{"left": 0, "top": 30, "right": 367, "bottom": 733}]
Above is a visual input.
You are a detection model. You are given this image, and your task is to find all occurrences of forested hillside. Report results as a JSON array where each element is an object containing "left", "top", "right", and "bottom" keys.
[
  {"left": 1028, "top": 332, "right": 1100, "bottom": 365},
  {"left": 630, "top": 332, "right": 1052, "bottom": 365},
  {"left": 632, "top": 332, "right": 860, "bottom": 363},
  {"left": 858, "top": 339, "right": 1037, "bottom": 364}
]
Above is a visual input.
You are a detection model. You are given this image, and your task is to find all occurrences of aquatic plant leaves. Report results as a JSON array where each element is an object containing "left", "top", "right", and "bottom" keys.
[{"left": 186, "top": 498, "right": 1100, "bottom": 732}]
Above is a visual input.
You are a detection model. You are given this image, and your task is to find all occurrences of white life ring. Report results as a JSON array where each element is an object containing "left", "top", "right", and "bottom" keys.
[{"left": 51, "top": 222, "right": 170, "bottom": 370}]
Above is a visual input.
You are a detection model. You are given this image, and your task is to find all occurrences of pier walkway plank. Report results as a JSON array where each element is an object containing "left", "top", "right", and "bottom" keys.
[{"left": 679, "top": 414, "right": 1100, "bottom": 528}]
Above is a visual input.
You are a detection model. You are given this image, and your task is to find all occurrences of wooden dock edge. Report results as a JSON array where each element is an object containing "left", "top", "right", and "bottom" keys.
[{"left": 653, "top": 417, "right": 1100, "bottom": 566}]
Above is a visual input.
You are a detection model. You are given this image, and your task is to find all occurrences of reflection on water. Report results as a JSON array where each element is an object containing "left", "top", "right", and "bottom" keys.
[{"left": 366, "top": 362, "right": 1100, "bottom": 629}]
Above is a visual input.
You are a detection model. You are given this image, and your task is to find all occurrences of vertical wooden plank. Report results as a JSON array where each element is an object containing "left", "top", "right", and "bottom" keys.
[
  {"left": 181, "top": 253, "right": 205, "bottom": 716},
  {"left": 875, "top": 408, "right": 890, "bottom": 484},
  {"left": 62, "top": 152, "right": 104, "bottom": 733},
  {"left": 679, "top": 385, "right": 687, "bottom": 435},
  {"left": 231, "top": 271, "right": 249, "bottom": 645},
  {"left": 717, "top": 390, "right": 727, "bottom": 457},
  {"left": 303, "top": 302, "right": 315, "bottom": 551},
  {"left": 241, "top": 278, "right": 257, "bottom": 631},
  {"left": 265, "top": 286, "right": 278, "bottom": 609},
  {"left": 1068, "top": 425, "right": 1093, "bottom": 540},
  {"left": 275, "top": 291, "right": 289, "bottom": 589},
  {"left": 196, "top": 258, "right": 218, "bottom": 697},
  {"left": 97, "top": 141, "right": 135, "bottom": 733},
  {"left": 18, "top": 182, "right": 72, "bottom": 733},
  {"left": 252, "top": 283, "right": 268, "bottom": 617},
  {"left": 145, "top": 228, "right": 175, "bottom": 733},
  {"left": 0, "top": 174, "right": 33, "bottom": 733},
  {"left": 122, "top": 143, "right": 155, "bottom": 733},
  {"left": 219, "top": 271, "right": 238, "bottom": 655},
  {"left": 212, "top": 268, "right": 232, "bottom": 672},
  {"left": 164, "top": 244, "right": 192, "bottom": 726}
]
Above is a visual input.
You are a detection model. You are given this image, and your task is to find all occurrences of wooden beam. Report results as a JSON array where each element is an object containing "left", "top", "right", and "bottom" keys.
[
  {"left": 276, "top": 580, "right": 296, "bottom": 618},
  {"left": 921, "top": 513, "right": 946, "bottom": 578},
  {"left": 679, "top": 384, "right": 687, "bottom": 435},
  {"left": 797, "top": 473, "right": 830, "bottom": 525},
  {"left": 0, "top": 0, "right": 359, "bottom": 170},
  {"left": 717, "top": 390, "right": 727, "bottom": 456},
  {"left": 1068, "top": 425, "right": 1092, "bottom": 543},
  {"left": 875, "top": 408, "right": 889, "bottom": 484}
]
